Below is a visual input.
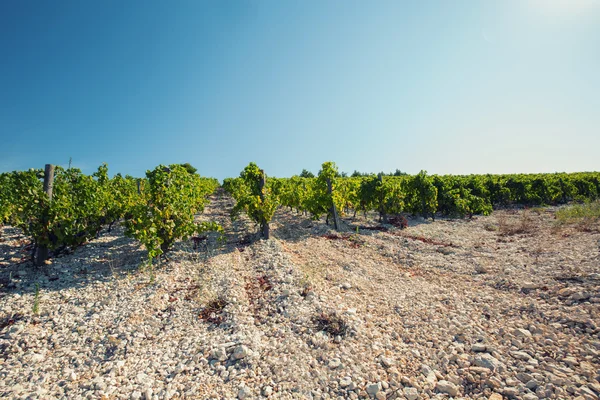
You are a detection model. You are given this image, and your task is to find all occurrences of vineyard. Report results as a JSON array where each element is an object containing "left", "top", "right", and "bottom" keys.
[
  {"left": 1, "top": 162, "right": 600, "bottom": 399},
  {"left": 2, "top": 161, "right": 599, "bottom": 265}
]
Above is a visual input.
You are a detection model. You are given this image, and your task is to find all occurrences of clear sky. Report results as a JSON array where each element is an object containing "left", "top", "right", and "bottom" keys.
[{"left": 1, "top": 0, "right": 598, "bottom": 180}]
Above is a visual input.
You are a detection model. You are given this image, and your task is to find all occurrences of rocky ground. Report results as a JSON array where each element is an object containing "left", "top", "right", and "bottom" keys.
[{"left": 0, "top": 192, "right": 599, "bottom": 400}]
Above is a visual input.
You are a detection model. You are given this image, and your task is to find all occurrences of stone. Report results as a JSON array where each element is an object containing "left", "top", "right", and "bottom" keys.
[
  {"left": 340, "top": 377, "right": 352, "bottom": 388},
  {"left": 517, "top": 373, "right": 533, "bottom": 383},
  {"left": 474, "top": 354, "right": 505, "bottom": 372},
  {"left": 488, "top": 394, "right": 503, "bottom": 400},
  {"left": 367, "top": 383, "right": 381, "bottom": 396},
  {"left": 211, "top": 347, "right": 228, "bottom": 361},
  {"left": 238, "top": 386, "right": 252, "bottom": 399},
  {"left": 404, "top": 387, "right": 419, "bottom": 400},
  {"left": 131, "top": 392, "right": 142, "bottom": 400},
  {"left": 522, "top": 282, "right": 538, "bottom": 290},
  {"left": 232, "top": 345, "right": 249, "bottom": 360},
  {"left": 511, "top": 351, "right": 532, "bottom": 360},
  {"left": 522, "top": 394, "right": 538, "bottom": 400},
  {"left": 563, "top": 356, "right": 578, "bottom": 366},
  {"left": 571, "top": 292, "right": 591, "bottom": 301},
  {"left": 472, "top": 343, "right": 487, "bottom": 352},
  {"left": 262, "top": 386, "right": 273, "bottom": 396},
  {"left": 436, "top": 380, "right": 459, "bottom": 396},
  {"left": 486, "top": 377, "right": 502, "bottom": 389},
  {"left": 513, "top": 328, "right": 533, "bottom": 338},
  {"left": 328, "top": 358, "right": 342, "bottom": 369},
  {"left": 380, "top": 357, "right": 394, "bottom": 368},
  {"left": 526, "top": 380, "right": 539, "bottom": 390}
]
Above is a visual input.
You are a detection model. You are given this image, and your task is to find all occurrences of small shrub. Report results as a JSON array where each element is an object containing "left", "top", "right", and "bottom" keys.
[
  {"left": 313, "top": 312, "right": 348, "bottom": 337},
  {"left": 555, "top": 201, "right": 600, "bottom": 231}
]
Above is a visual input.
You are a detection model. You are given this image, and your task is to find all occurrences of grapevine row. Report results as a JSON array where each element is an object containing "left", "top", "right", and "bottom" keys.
[
  {"left": 225, "top": 162, "right": 600, "bottom": 236},
  {"left": 0, "top": 164, "right": 219, "bottom": 265}
]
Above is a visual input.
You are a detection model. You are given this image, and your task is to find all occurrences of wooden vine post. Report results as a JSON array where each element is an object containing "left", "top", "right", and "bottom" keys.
[
  {"left": 258, "top": 169, "right": 270, "bottom": 239},
  {"left": 326, "top": 178, "right": 341, "bottom": 231},
  {"left": 35, "top": 164, "right": 55, "bottom": 266}
]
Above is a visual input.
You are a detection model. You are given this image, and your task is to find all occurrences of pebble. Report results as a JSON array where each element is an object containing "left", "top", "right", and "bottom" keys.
[
  {"left": 404, "top": 387, "right": 419, "bottom": 400},
  {"left": 436, "top": 380, "right": 459, "bottom": 396},
  {"left": 366, "top": 382, "right": 381, "bottom": 396},
  {"left": 474, "top": 354, "right": 505, "bottom": 372},
  {"left": 262, "top": 386, "right": 273, "bottom": 396},
  {"left": 238, "top": 386, "right": 252, "bottom": 399},
  {"left": 513, "top": 328, "right": 533, "bottom": 338},
  {"left": 0, "top": 209, "right": 597, "bottom": 400},
  {"left": 472, "top": 343, "right": 487, "bottom": 352},
  {"left": 232, "top": 345, "right": 249, "bottom": 360}
]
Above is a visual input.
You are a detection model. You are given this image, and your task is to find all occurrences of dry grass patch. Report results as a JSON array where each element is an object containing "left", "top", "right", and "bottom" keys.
[
  {"left": 554, "top": 201, "right": 600, "bottom": 232},
  {"left": 498, "top": 211, "right": 536, "bottom": 236},
  {"left": 313, "top": 312, "right": 348, "bottom": 337},
  {"left": 199, "top": 297, "right": 228, "bottom": 325}
]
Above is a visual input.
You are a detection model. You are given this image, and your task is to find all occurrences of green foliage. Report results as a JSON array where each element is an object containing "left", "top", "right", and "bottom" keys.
[
  {"left": 274, "top": 168, "right": 600, "bottom": 221},
  {"left": 299, "top": 169, "right": 314, "bottom": 178},
  {"left": 555, "top": 200, "right": 600, "bottom": 225},
  {"left": 0, "top": 173, "right": 17, "bottom": 224},
  {"left": 178, "top": 163, "right": 198, "bottom": 175},
  {"left": 124, "top": 165, "right": 218, "bottom": 262},
  {"left": 433, "top": 175, "right": 492, "bottom": 217},
  {"left": 359, "top": 175, "right": 403, "bottom": 220},
  {"left": 303, "top": 162, "right": 342, "bottom": 221},
  {"left": 5, "top": 165, "right": 116, "bottom": 257},
  {"left": 407, "top": 171, "right": 438, "bottom": 219},
  {"left": 270, "top": 176, "right": 314, "bottom": 214},
  {"left": 228, "top": 162, "right": 278, "bottom": 236}
]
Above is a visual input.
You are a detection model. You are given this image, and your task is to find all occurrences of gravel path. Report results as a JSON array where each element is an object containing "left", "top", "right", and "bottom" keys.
[{"left": 0, "top": 194, "right": 599, "bottom": 399}]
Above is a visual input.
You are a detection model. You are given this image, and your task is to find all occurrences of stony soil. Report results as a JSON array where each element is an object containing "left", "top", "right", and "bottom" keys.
[{"left": 0, "top": 193, "right": 599, "bottom": 400}]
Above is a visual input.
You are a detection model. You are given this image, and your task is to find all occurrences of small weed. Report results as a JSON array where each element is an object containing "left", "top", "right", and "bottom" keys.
[
  {"left": 484, "top": 223, "right": 498, "bottom": 232},
  {"left": 257, "top": 275, "right": 272, "bottom": 291},
  {"left": 322, "top": 233, "right": 362, "bottom": 248},
  {"left": 313, "top": 312, "right": 348, "bottom": 337},
  {"left": 300, "top": 284, "right": 312, "bottom": 298},
  {"left": 199, "top": 297, "right": 228, "bottom": 325},
  {"left": 359, "top": 226, "right": 388, "bottom": 232},
  {"left": 32, "top": 283, "right": 40, "bottom": 315},
  {"left": 299, "top": 273, "right": 313, "bottom": 297},
  {"left": 530, "top": 206, "right": 546, "bottom": 215},
  {"left": 388, "top": 215, "right": 409, "bottom": 229}
]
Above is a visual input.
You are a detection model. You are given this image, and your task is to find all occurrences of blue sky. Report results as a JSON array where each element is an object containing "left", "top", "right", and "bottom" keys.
[{"left": 1, "top": 0, "right": 598, "bottom": 180}]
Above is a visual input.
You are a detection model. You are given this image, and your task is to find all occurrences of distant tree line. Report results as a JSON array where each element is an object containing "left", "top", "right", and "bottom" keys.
[{"left": 300, "top": 168, "right": 407, "bottom": 178}]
